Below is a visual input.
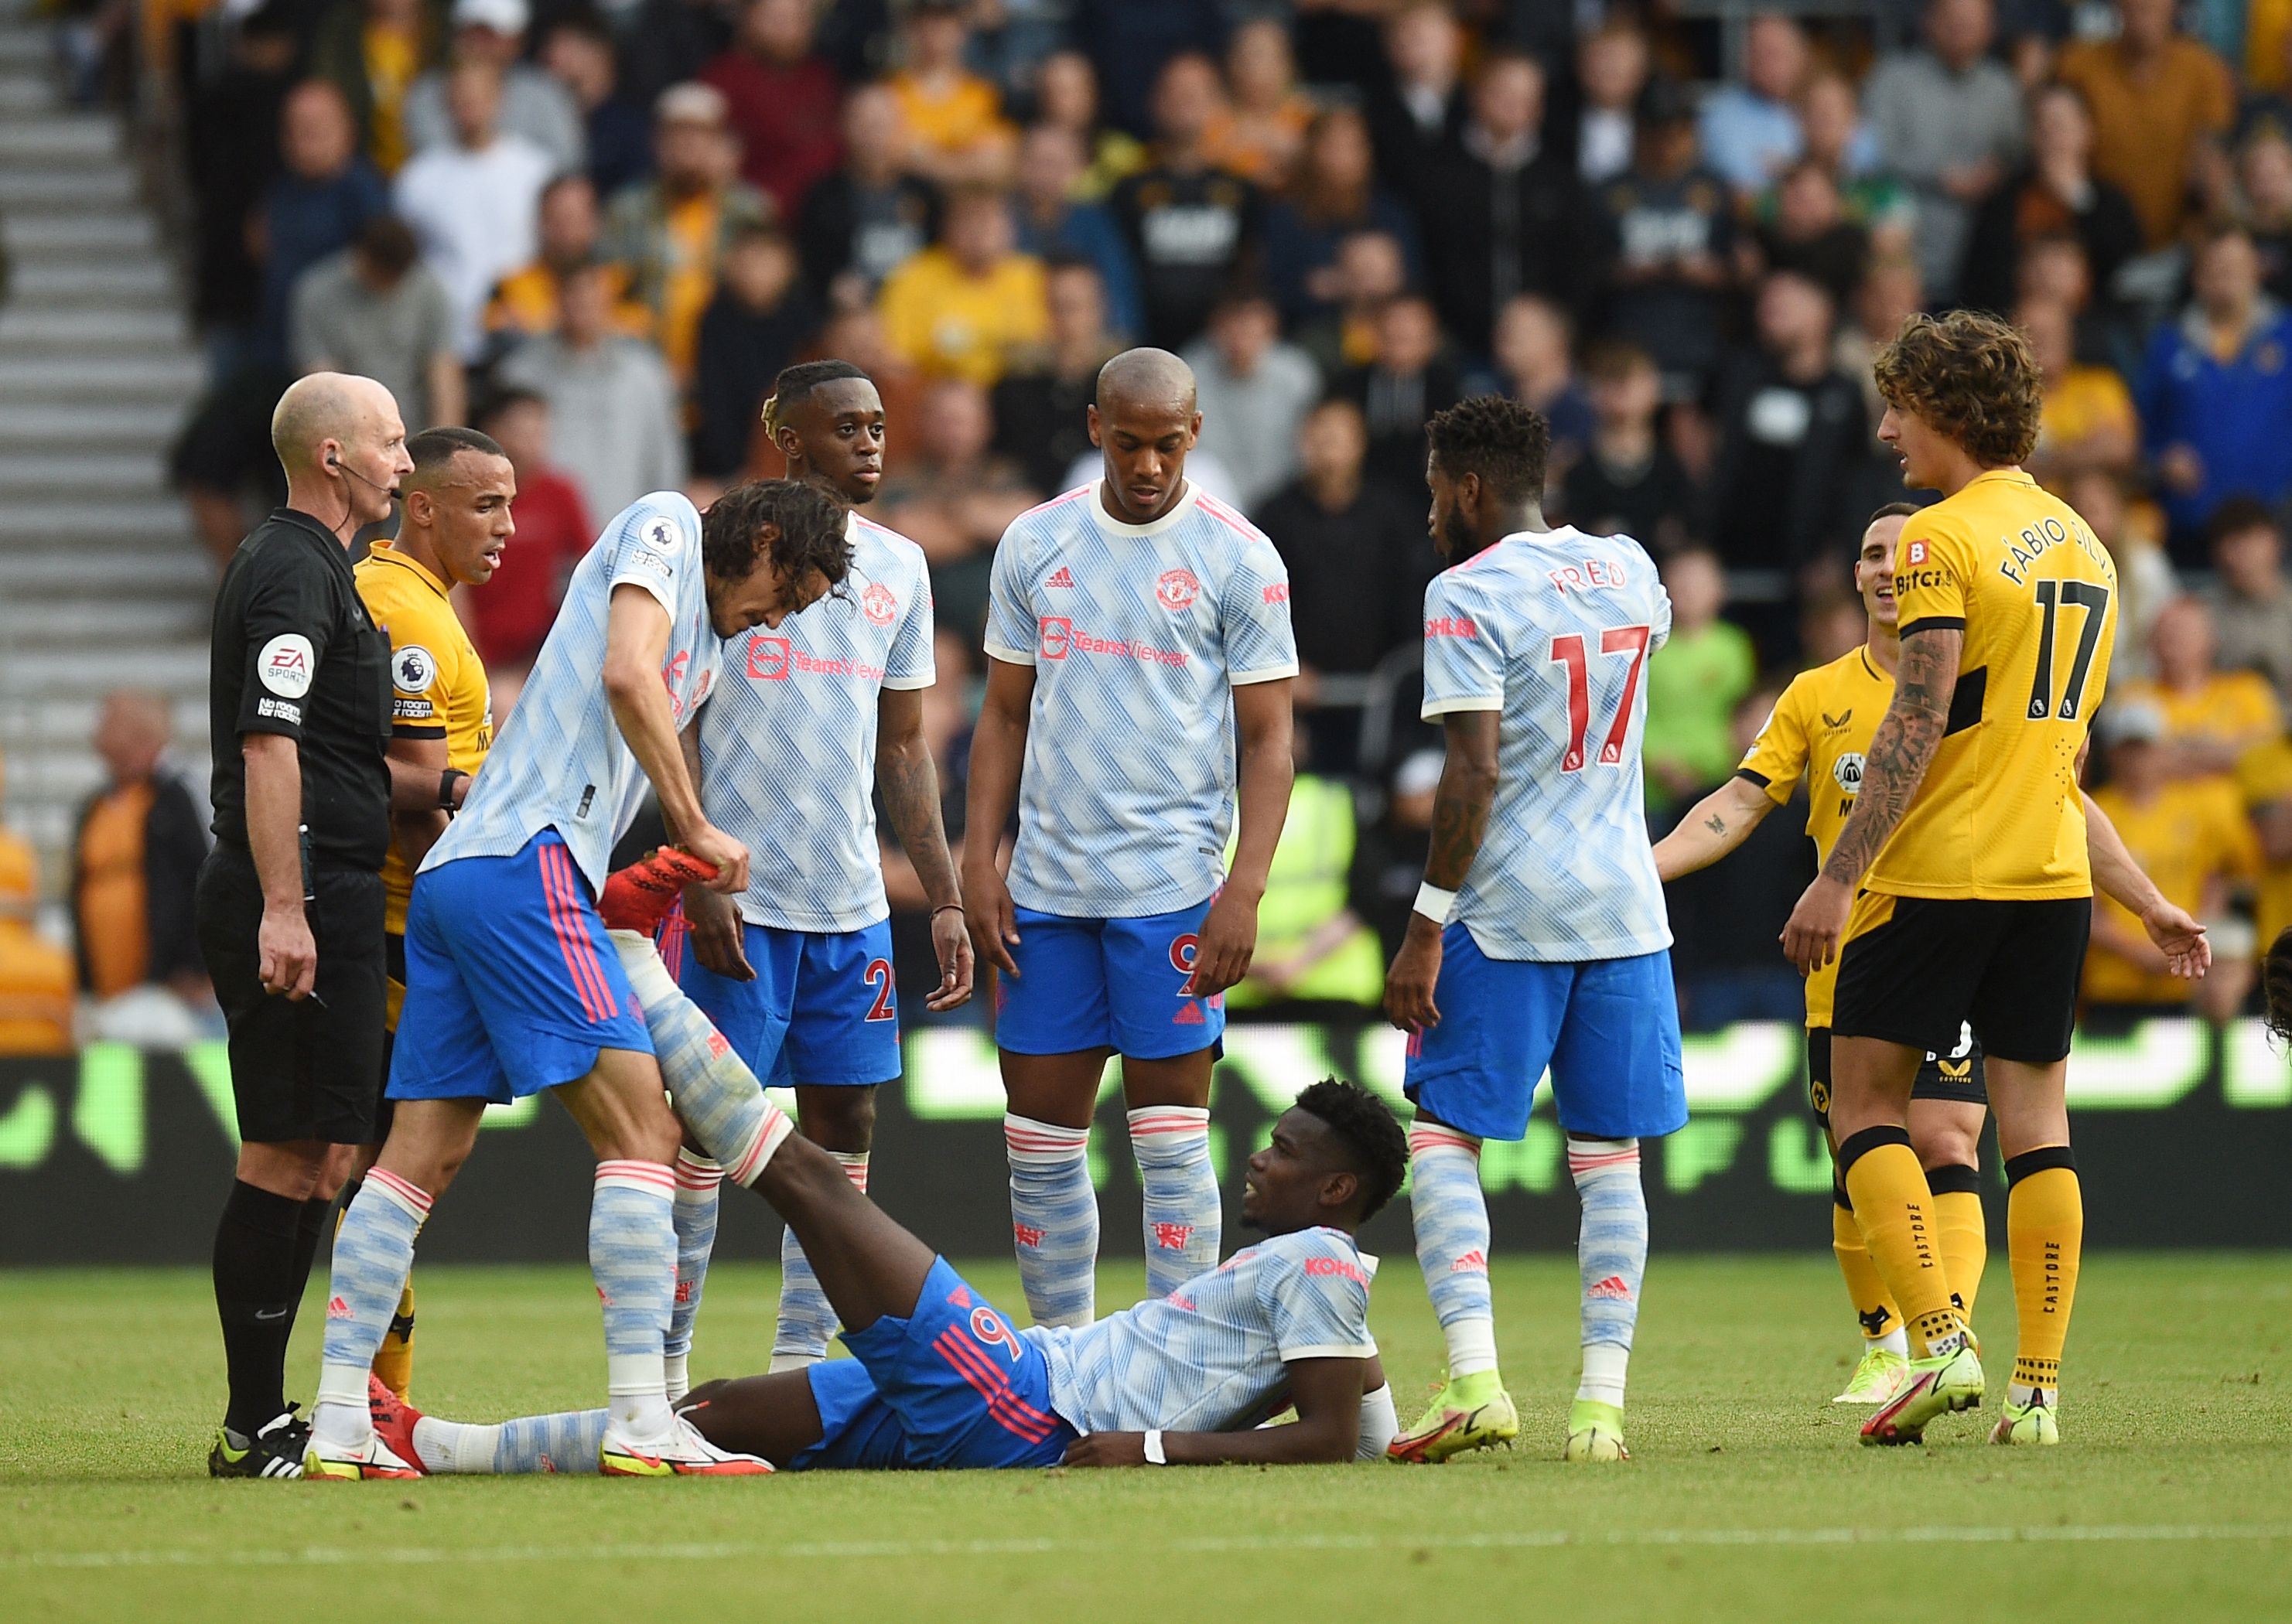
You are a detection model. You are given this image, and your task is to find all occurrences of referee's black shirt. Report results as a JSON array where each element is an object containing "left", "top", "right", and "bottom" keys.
[{"left": 207, "top": 507, "right": 391, "bottom": 871}]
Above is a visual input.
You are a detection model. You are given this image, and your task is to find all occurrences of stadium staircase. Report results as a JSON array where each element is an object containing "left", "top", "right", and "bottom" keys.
[{"left": 0, "top": 0, "right": 210, "bottom": 902}]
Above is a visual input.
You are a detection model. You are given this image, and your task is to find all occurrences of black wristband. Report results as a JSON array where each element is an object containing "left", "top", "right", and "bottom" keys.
[{"left": 439, "top": 767, "right": 468, "bottom": 810}]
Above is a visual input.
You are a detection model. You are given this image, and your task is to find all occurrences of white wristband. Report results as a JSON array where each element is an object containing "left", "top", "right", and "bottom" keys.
[
  {"left": 1143, "top": 1429, "right": 1167, "bottom": 1465},
  {"left": 1412, "top": 882, "right": 1458, "bottom": 923}
]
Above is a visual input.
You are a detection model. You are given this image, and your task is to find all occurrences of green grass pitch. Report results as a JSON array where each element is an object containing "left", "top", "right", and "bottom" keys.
[{"left": 4, "top": 1254, "right": 2289, "bottom": 1622}]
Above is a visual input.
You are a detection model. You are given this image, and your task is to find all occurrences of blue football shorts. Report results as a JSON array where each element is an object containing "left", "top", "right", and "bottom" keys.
[
  {"left": 994, "top": 899, "right": 1225, "bottom": 1059},
  {"left": 659, "top": 912, "right": 901, "bottom": 1087}
]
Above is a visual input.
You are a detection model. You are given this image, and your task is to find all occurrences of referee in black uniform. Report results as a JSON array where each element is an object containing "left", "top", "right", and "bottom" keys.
[{"left": 199, "top": 373, "right": 412, "bottom": 1477}]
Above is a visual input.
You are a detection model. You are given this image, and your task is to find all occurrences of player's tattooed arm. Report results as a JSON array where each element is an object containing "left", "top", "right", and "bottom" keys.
[
  {"left": 2084, "top": 790, "right": 2211, "bottom": 979},
  {"left": 1781, "top": 625, "right": 1959, "bottom": 971},
  {"left": 878, "top": 687, "right": 973, "bottom": 1008},
  {"left": 1383, "top": 711, "right": 1499, "bottom": 1034},
  {"left": 1652, "top": 775, "right": 1776, "bottom": 882}
]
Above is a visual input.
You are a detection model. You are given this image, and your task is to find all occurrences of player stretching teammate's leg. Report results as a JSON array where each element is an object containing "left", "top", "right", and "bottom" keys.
[
  {"left": 654, "top": 362, "right": 972, "bottom": 1390},
  {"left": 377, "top": 930, "right": 1404, "bottom": 1476},
  {"left": 963, "top": 349, "right": 1297, "bottom": 1326},
  {"left": 1783, "top": 312, "right": 2208, "bottom": 1446},
  {"left": 1382, "top": 398, "right": 1686, "bottom": 1464},
  {"left": 304, "top": 479, "right": 851, "bottom": 1479}
]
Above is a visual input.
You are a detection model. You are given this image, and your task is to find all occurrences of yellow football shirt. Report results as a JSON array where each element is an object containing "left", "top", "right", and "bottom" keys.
[
  {"left": 1737, "top": 646, "right": 1893, "bottom": 1026},
  {"left": 2236, "top": 738, "right": 2292, "bottom": 952},
  {"left": 355, "top": 543, "right": 492, "bottom": 1023},
  {"left": 2082, "top": 776, "right": 2259, "bottom": 1004},
  {"left": 2112, "top": 670, "right": 2282, "bottom": 773},
  {"left": 1877, "top": 468, "right": 2118, "bottom": 900},
  {"left": 877, "top": 246, "right": 1051, "bottom": 387}
]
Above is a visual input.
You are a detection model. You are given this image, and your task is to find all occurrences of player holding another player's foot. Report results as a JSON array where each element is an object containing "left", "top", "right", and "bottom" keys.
[
  {"left": 303, "top": 479, "right": 849, "bottom": 1480},
  {"left": 1657, "top": 509, "right": 2205, "bottom": 1407},
  {"left": 1382, "top": 398, "right": 1688, "bottom": 1465},
  {"left": 377, "top": 944, "right": 1405, "bottom": 1476},
  {"left": 1781, "top": 312, "right": 2198, "bottom": 1447},
  {"left": 655, "top": 361, "right": 970, "bottom": 1393},
  {"left": 964, "top": 349, "right": 1297, "bottom": 1328}
]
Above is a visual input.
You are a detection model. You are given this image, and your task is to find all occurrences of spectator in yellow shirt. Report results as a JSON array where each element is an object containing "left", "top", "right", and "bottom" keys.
[
  {"left": 601, "top": 81, "right": 775, "bottom": 385},
  {"left": 2115, "top": 595, "right": 2285, "bottom": 780},
  {"left": 889, "top": 0, "right": 1016, "bottom": 186},
  {"left": 2022, "top": 292, "right": 2136, "bottom": 482},
  {"left": 2085, "top": 699, "right": 2258, "bottom": 1018},
  {"left": 2238, "top": 732, "right": 2292, "bottom": 959},
  {"left": 878, "top": 185, "right": 1050, "bottom": 387},
  {"left": 0, "top": 800, "right": 72, "bottom": 1056},
  {"left": 1203, "top": 18, "right": 1313, "bottom": 187},
  {"left": 486, "top": 174, "right": 652, "bottom": 346}
]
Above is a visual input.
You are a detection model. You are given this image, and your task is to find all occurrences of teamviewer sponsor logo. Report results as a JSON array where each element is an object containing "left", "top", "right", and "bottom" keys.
[
  {"left": 1039, "top": 616, "right": 1072, "bottom": 660},
  {"left": 747, "top": 636, "right": 791, "bottom": 680}
]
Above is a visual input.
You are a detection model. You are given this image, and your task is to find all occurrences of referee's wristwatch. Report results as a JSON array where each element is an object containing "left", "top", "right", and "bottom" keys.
[{"left": 439, "top": 768, "right": 469, "bottom": 812}]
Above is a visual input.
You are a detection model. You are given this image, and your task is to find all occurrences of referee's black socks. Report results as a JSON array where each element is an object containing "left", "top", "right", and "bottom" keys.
[{"left": 213, "top": 1180, "right": 326, "bottom": 1436}]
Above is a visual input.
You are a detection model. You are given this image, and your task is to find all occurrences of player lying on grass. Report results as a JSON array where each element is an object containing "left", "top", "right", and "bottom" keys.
[{"left": 361, "top": 1052, "right": 1406, "bottom": 1473}]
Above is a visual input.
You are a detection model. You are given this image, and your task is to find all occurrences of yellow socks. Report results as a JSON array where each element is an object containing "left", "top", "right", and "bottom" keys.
[
  {"left": 1838, "top": 1128, "right": 1963, "bottom": 1357},
  {"left": 372, "top": 1280, "right": 416, "bottom": 1402},
  {"left": 2004, "top": 1148, "right": 2082, "bottom": 1398},
  {"left": 1926, "top": 1165, "right": 1987, "bottom": 1323},
  {"left": 1832, "top": 1189, "right": 1900, "bottom": 1339}
]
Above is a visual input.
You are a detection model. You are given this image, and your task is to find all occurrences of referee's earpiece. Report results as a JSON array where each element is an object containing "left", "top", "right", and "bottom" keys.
[{"left": 327, "top": 453, "right": 340, "bottom": 469}]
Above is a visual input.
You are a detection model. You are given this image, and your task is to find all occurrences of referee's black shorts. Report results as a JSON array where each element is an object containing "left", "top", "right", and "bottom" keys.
[
  {"left": 1833, "top": 892, "right": 2092, "bottom": 1066},
  {"left": 1805, "top": 1025, "right": 1988, "bottom": 1129},
  {"left": 194, "top": 844, "right": 387, "bottom": 1145}
]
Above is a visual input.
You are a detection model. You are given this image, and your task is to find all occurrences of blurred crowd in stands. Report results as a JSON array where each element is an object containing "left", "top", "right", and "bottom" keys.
[{"left": 7, "top": 0, "right": 2292, "bottom": 1051}]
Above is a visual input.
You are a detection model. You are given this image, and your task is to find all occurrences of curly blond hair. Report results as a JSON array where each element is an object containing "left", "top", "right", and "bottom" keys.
[{"left": 1872, "top": 310, "right": 2042, "bottom": 468}]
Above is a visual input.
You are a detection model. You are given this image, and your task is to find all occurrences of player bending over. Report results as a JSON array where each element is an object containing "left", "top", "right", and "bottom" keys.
[
  {"left": 1658, "top": 506, "right": 2208, "bottom": 1406},
  {"left": 1382, "top": 397, "right": 1686, "bottom": 1466},
  {"left": 366, "top": 1056, "right": 1406, "bottom": 1475},
  {"left": 1780, "top": 311, "right": 2150, "bottom": 1446},
  {"left": 305, "top": 479, "right": 849, "bottom": 1480},
  {"left": 657, "top": 360, "right": 970, "bottom": 1392}
]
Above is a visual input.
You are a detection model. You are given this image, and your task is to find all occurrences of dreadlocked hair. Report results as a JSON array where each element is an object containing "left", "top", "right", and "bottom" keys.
[
  {"left": 2266, "top": 926, "right": 2292, "bottom": 1046},
  {"left": 1424, "top": 394, "right": 1549, "bottom": 506},
  {"left": 701, "top": 478, "right": 852, "bottom": 590},
  {"left": 1293, "top": 1078, "right": 1409, "bottom": 1220},
  {"left": 1872, "top": 310, "right": 2042, "bottom": 467},
  {"left": 760, "top": 359, "right": 871, "bottom": 438}
]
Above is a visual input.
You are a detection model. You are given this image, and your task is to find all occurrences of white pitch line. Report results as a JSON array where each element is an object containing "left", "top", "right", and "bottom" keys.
[{"left": 11, "top": 1523, "right": 2292, "bottom": 1571}]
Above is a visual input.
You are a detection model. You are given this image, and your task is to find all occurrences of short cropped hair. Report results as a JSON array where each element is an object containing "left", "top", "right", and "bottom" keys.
[
  {"left": 405, "top": 425, "right": 504, "bottom": 479},
  {"left": 1293, "top": 1079, "right": 1409, "bottom": 1220},
  {"left": 1424, "top": 394, "right": 1549, "bottom": 506},
  {"left": 700, "top": 477, "right": 851, "bottom": 587},
  {"left": 762, "top": 359, "right": 871, "bottom": 438},
  {"left": 1872, "top": 310, "right": 2042, "bottom": 467}
]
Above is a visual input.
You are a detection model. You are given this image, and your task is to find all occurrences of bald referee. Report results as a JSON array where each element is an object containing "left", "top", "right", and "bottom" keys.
[{"left": 197, "top": 374, "right": 412, "bottom": 1478}]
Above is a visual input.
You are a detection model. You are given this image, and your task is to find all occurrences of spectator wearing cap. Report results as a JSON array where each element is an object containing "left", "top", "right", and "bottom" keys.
[
  {"left": 1573, "top": 21, "right": 1649, "bottom": 187},
  {"left": 401, "top": 0, "right": 582, "bottom": 175},
  {"left": 1486, "top": 293, "right": 1592, "bottom": 486},
  {"left": 290, "top": 215, "right": 463, "bottom": 431},
  {"left": 701, "top": 0, "right": 842, "bottom": 221},
  {"left": 692, "top": 225, "right": 818, "bottom": 479},
  {"left": 2117, "top": 595, "right": 2285, "bottom": 782},
  {"left": 2198, "top": 499, "right": 2292, "bottom": 707},
  {"left": 1012, "top": 122, "right": 1146, "bottom": 343},
  {"left": 1593, "top": 77, "right": 1734, "bottom": 401},
  {"left": 2056, "top": 0, "right": 2237, "bottom": 251},
  {"left": 1338, "top": 293, "right": 1464, "bottom": 496},
  {"left": 1183, "top": 292, "right": 1324, "bottom": 511},
  {"left": 1696, "top": 12, "right": 1808, "bottom": 196},
  {"left": 464, "top": 388, "right": 591, "bottom": 684},
  {"left": 497, "top": 256, "right": 686, "bottom": 522},
  {"left": 992, "top": 258, "right": 1122, "bottom": 496},
  {"left": 1958, "top": 81, "right": 2143, "bottom": 321},
  {"left": 1257, "top": 104, "right": 1423, "bottom": 332},
  {"left": 2083, "top": 698, "right": 2258, "bottom": 1020},
  {"left": 877, "top": 184, "right": 1049, "bottom": 388},
  {"left": 1364, "top": 3, "right": 1466, "bottom": 196},
  {"left": 1560, "top": 339, "right": 1696, "bottom": 555},
  {"left": 540, "top": 15, "right": 653, "bottom": 197},
  {"left": 70, "top": 692, "right": 210, "bottom": 1036},
  {"left": 307, "top": 0, "right": 442, "bottom": 176},
  {"left": 1416, "top": 49, "right": 1584, "bottom": 357},
  {"left": 798, "top": 84, "right": 938, "bottom": 306},
  {"left": 2137, "top": 224, "right": 2292, "bottom": 557},
  {"left": 392, "top": 59, "right": 552, "bottom": 358},
  {"left": 603, "top": 80, "right": 776, "bottom": 385},
  {"left": 255, "top": 80, "right": 391, "bottom": 371},
  {"left": 889, "top": 0, "right": 1017, "bottom": 187},
  {"left": 1110, "top": 52, "right": 1261, "bottom": 350},
  {"left": 485, "top": 174, "right": 653, "bottom": 349},
  {"left": 1862, "top": 0, "right": 2025, "bottom": 302}
]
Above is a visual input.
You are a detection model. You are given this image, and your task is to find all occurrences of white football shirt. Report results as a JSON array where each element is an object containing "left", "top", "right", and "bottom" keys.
[
  {"left": 700, "top": 511, "right": 934, "bottom": 933},
  {"left": 430, "top": 492, "right": 722, "bottom": 893},
  {"left": 982, "top": 481, "right": 1298, "bottom": 919},
  {"left": 1418, "top": 526, "right": 1674, "bottom": 961},
  {"left": 1030, "top": 1227, "right": 1378, "bottom": 1435}
]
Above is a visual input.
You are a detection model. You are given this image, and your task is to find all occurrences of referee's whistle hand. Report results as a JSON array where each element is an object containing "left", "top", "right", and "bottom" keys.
[{"left": 258, "top": 902, "right": 319, "bottom": 1001}]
